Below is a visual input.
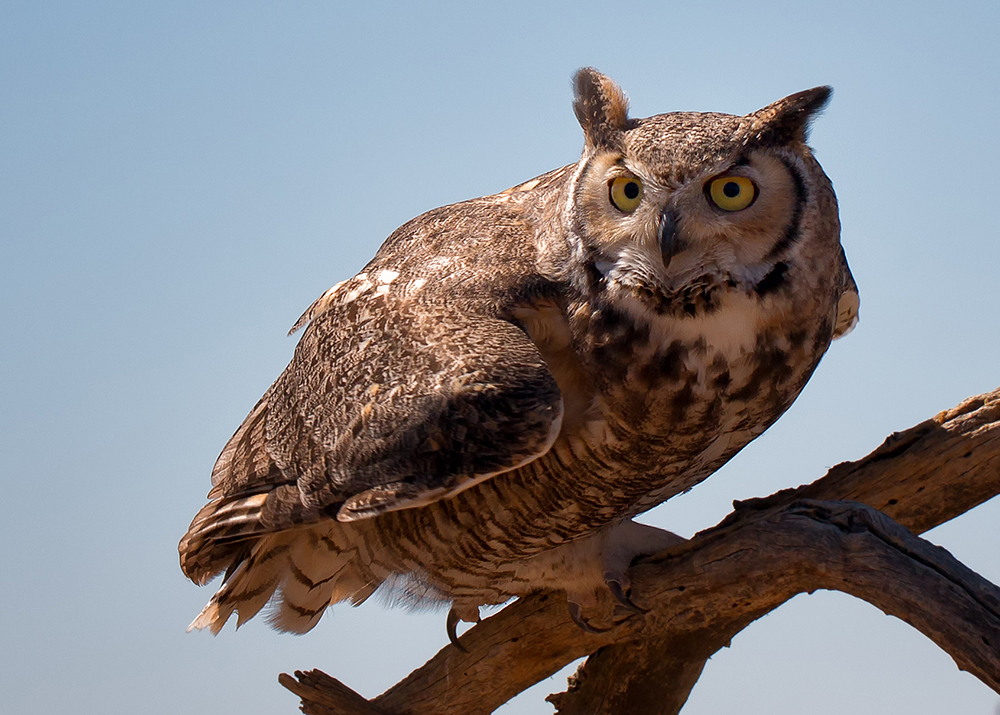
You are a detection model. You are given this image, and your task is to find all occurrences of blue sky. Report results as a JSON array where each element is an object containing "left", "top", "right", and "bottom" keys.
[{"left": 2, "top": 1, "right": 999, "bottom": 713}]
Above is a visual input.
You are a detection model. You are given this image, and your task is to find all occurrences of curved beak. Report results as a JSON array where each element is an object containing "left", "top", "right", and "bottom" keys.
[{"left": 659, "top": 207, "right": 683, "bottom": 268}]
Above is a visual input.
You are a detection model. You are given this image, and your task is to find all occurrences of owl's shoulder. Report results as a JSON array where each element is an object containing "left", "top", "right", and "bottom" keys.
[{"left": 291, "top": 185, "right": 578, "bottom": 341}]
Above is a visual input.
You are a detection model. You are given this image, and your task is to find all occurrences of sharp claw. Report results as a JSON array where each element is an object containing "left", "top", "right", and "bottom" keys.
[
  {"left": 446, "top": 607, "right": 469, "bottom": 652},
  {"left": 567, "top": 601, "right": 612, "bottom": 634},
  {"left": 606, "top": 578, "right": 648, "bottom": 614}
]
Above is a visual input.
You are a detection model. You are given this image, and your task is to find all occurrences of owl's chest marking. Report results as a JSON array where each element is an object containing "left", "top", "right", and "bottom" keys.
[{"left": 542, "top": 271, "right": 830, "bottom": 503}]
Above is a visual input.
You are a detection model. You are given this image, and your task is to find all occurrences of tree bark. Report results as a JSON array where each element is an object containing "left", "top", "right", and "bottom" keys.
[{"left": 282, "top": 388, "right": 1000, "bottom": 715}]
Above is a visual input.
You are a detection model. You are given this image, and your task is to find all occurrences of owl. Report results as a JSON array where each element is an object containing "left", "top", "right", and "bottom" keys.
[{"left": 180, "top": 68, "right": 859, "bottom": 642}]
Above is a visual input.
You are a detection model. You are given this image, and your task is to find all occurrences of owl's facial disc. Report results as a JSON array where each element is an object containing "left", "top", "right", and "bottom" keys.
[
  {"left": 574, "top": 153, "right": 663, "bottom": 257},
  {"left": 575, "top": 145, "right": 807, "bottom": 302},
  {"left": 656, "top": 148, "right": 805, "bottom": 285}
]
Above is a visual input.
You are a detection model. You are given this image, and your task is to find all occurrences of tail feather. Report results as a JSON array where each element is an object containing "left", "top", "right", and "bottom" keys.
[
  {"left": 186, "top": 533, "right": 289, "bottom": 634},
  {"left": 179, "top": 492, "right": 274, "bottom": 585},
  {"left": 265, "top": 533, "right": 356, "bottom": 633},
  {"left": 186, "top": 523, "right": 387, "bottom": 634},
  {"left": 180, "top": 481, "right": 317, "bottom": 585}
]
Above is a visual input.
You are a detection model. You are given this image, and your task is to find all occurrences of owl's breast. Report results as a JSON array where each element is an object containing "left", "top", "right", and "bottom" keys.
[{"left": 558, "top": 278, "right": 837, "bottom": 509}]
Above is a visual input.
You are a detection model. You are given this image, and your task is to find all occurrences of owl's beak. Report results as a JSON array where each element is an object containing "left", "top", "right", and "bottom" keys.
[{"left": 659, "top": 207, "right": 683, "bottom": 268}]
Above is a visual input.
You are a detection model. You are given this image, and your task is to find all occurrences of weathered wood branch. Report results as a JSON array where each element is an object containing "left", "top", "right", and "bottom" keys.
[
  {"left": 549, "top": 500, "right": 1000, "bottom": 714},
  {"left": 279, "top": 670, "right": 387, "bottom": 715},
  {"left": 283, "top": 387, "right": 1000, "bottom": 715},
  {"left": 552, "top": 388, "right": 1000, "bottom": 714}
]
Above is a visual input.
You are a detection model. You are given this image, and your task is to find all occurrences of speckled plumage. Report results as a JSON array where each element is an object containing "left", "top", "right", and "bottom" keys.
[{"left": 180, "top": 69, "right": 858, "bottom": 634}]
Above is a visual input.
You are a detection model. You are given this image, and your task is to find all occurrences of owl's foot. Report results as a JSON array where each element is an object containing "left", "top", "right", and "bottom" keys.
[
  {"left": 566, "top": 575, "right": 647, "bottom": 634},
  {"left": 446, "top": 602, "right": 481, "bottom": 651},
  {"left": 599, "top": 519, "right": 685, "bottom": 611},
  {"left": 563, "top": 520, "right": 685, "bottom": 633}
]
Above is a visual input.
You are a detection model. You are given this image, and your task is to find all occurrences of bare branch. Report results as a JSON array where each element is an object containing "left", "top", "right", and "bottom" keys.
[
  {"left": 551, "top": 499, "right": 1000, "bottom": 714},
  {"left": 279, "top": 671, "right": 386, "bottom": 715},
  {"left": 281, "top": 387, "right": 1000, "bottom": 715},
  {"left": 552, "top": 388, "right": 1000, "bottom": 714},
  {"left": 548, "top": 636, "right": 710, "bottom": 715},
  {"left": 797, "top": 390, "right": 999, "bottom": 532}
]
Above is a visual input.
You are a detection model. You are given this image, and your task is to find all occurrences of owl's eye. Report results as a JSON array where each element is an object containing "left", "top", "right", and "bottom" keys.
[
  {"left": 708, "top": 176, "right": 757, "bottom": 212},
  {"left": 609, "top": 177, "right": 643, "bottom": 213}
]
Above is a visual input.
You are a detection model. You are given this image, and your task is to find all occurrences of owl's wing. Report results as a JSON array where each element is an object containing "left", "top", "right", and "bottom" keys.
[
  {"left": 274, "top": 293, "right": 563, "bottom": 520},
  {"left": 181, "top": 286, "right": 563, "bottom": 580}
]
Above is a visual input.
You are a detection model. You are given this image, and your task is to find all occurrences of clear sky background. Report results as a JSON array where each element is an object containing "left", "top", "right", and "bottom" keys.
[{"left": 3, "top": 1, "right": 999, "bottom": 713}]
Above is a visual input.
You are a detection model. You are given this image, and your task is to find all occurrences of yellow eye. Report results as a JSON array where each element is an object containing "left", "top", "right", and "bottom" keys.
[
  {"left": 708, "top": 175, "right": 757, "bottom": 212},
  {"left": 609, "top": 176, "right": 643, "bottom": 213}
]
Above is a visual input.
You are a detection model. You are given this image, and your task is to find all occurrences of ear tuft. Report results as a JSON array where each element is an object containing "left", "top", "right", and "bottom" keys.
[
  {"left": 749, "top": 86, "right": 832, "bottom": 146},
  {"left": 573, "top": 68, "right": 630, "bottom": 150}
]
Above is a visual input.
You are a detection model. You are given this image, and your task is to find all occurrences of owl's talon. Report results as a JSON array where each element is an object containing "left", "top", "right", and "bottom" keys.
[
  {"left": 567, "top": 601, "right": 612, "bottom": 634},
  {"left": 606, "top": 578, "right": 648, "bottom": 614},
  {"left": 446, "top": 604, "right": 481, "bottom": 652},
  {"left": 446, "top": 607, "right": 469, "bottom": 652}
]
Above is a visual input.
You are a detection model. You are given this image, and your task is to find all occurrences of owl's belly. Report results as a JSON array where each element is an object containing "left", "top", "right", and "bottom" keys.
[{"left": 336, "top": 309, "right": 832, "bottom": 604}]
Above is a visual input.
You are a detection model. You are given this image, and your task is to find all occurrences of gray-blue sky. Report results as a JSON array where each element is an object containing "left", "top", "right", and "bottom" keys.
[{"left": 2, "top": 1, "right": 999, "bottom": 713}]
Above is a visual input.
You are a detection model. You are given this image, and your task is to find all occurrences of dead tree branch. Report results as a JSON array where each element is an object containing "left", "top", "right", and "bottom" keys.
[
  {"left": 552, "top": 388, "right": 1000, "bottom": 715},
  {"left": 283, "top": 388, "right": 1000, "bottom": 715}
]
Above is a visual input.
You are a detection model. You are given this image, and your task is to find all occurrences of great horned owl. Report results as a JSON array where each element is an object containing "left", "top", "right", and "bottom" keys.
[{"left": 180, "top": 68, "right": 858, "bottom": 640}]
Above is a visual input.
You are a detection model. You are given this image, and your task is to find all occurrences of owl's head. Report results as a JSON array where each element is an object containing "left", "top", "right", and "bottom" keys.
[{"left": 567, "top": 68, "right": 847, "bottom": 319}]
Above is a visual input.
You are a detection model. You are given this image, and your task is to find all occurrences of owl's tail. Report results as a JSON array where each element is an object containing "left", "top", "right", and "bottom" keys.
[
  {"left": 179, "top": 408, "right": 388, "bottom": 633},
  {"left": 181, "top": 496, "right": 385, "bottom": 634}
]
